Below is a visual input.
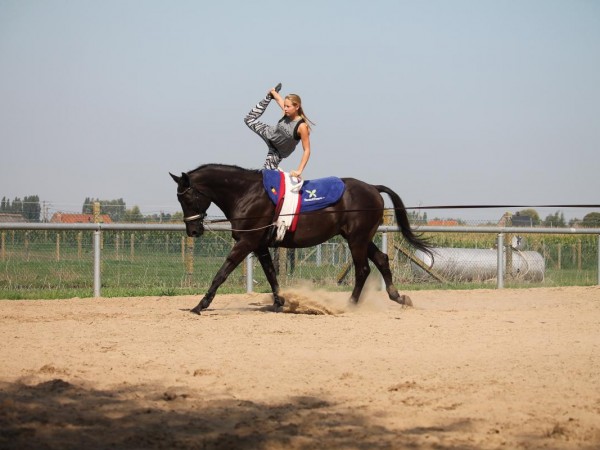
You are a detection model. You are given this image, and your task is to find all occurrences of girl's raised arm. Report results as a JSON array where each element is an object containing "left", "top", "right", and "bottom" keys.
[{"left": 270, "top": 88, "right": 284, "bottom": 110}]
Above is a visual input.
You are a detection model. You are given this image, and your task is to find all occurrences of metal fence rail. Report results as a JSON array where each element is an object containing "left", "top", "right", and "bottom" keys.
[{"left": 1, "top": 222, "right": 599, "bottom": 298}]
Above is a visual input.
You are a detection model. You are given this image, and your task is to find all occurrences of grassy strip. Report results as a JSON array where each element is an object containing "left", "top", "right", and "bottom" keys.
[{"left": 1, "top": 231, "right": 597, "bottom": 300}]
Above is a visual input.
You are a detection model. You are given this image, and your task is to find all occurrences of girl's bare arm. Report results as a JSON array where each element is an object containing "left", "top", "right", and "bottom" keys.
[{"left": 270, "top": 89, "right": 284, "bottom": 110}]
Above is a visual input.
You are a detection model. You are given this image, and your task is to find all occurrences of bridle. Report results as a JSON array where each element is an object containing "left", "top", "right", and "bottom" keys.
[
  {"left": 183, "top": 212, "right": 206, "bottom": 223},
  {"left": 177, "top": 185, "right": 209, "bottom": 224}
]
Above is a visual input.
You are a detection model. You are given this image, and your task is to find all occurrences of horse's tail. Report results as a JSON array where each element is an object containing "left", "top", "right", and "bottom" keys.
[{"left": 375, "top": 185, "right": 434, "bottom": 261}]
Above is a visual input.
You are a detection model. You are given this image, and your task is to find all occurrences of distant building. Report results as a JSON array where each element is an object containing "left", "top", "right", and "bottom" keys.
[
  {"left": 498, "top": 212, "right": 534, "bottom": 227},
  {"left": 510, "top": 213, "right": 534, "bottom": 227},
  {"left": 50, "top": 213, "right": 113, "bottom": 224},
  {"left": 0, "top": 213, "right": 26, "bottom": 223}
]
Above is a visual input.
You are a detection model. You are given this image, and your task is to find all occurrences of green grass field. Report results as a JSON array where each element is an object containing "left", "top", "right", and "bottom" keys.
[{"left": 1, "top": 230, "right": 597, "bottom": 299}]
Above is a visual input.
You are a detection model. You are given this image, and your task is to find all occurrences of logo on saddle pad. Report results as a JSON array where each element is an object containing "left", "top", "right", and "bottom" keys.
[{"left": 305, "top": 189, "right": 324, "bottom": 202}]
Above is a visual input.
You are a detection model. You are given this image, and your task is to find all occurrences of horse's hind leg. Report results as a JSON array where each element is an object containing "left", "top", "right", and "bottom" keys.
[
  {"left": 367, "top": 242, "right": 412, "bottom": 306},
  {"left": 255, "top": 248, "right": 284, "bottom": 309},
  {"left": 347, "top": 241, "right": 371, "bottom": 304}
]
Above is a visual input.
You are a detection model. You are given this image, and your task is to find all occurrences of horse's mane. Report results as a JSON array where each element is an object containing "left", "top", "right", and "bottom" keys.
[{"left": 188, "top": 163, "right": 261, "bottom": 175}]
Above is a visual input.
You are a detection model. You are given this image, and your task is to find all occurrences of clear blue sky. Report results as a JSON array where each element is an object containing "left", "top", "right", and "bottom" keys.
[{"left": 1, "top": 0, "right": 599, "bottom": 221}]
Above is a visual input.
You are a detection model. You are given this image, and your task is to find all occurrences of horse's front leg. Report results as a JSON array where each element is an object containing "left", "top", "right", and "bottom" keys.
[
  {"left": 191, "top": 241, "right": 253, "bottom": 315},
  {"left": 255, "top": 248, "right": 284, "bottom": 310}
]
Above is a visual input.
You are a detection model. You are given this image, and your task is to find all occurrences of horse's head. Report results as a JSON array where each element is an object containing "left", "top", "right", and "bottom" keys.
[{"left": 170, "top": 172, "right": 211, "bottom": 238}]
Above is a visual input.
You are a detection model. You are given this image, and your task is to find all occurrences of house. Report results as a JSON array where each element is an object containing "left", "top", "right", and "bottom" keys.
[
  {"left": 0, "top": 213, "right": 26, "bottom": 223},
  {"left": 50, "top": 213, "right": 113, "bottom": 224}
]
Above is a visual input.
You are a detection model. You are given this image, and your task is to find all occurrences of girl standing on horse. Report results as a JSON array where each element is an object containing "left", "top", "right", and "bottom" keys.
[{"left": 244, "top": 83, "right": 314, "bottom": 178}]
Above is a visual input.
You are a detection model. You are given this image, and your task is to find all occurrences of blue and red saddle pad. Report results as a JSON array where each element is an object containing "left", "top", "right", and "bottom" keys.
[{"left": 262, "top": 169, "right": 345, "bottom": 230}]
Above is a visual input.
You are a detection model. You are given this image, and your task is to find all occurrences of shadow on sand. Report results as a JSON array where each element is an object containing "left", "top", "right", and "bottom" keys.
[{"left": 0, "top": 377, "right": 480, "bottom": 450}]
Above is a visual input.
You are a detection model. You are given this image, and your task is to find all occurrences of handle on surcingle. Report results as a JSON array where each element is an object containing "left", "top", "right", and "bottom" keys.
[{"left": 289, "top": 176, "right": 303, "bottom": 193}]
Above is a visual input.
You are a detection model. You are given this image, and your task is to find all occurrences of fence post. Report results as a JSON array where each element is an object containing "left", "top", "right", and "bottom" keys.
[
  {"left": 56, "top": 233, "right": 61, "bottom": 262},
  {"left": 1, "top": 231, "right": 5, "bottom": 261},
  {"left": 505, "top": 236, "right": 512, "bottom": 279},
  {"left": 130, "top": 233, "right": 135, "bottom": 260},
  {"left": 497, "top": 233, "right": 504, "bottom": 289},
  {"left": 246, "top": 253, "right": 253, "bottom": 293},
  {"left": 25, "top": 231, "right": 30, "bottom": 261},
  {"left": 115, "top": 232, "right": 120, "bottom": 260},
  {"left": 185, "top": 237, "right": 194, "bottom": 275},
  {"left": 93, "top": 230, "right": 101, "bottom": 298},
  {"left": 93, "top": 202, "right": 100, "bottom": 223},
  {"left": 77, "top": 232, "right": 82, "bottom": 260},
  {"left": 381, "top": 231, "right": 388, "bottom": 291}
]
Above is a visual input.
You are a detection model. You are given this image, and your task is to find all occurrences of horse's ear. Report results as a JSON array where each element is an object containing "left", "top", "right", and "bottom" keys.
[
  {"left": 169, "top": 172, "right": 180, "bottom": 184},
  {"left": 181, "top": 172, "right": 191, "bottom": 188}
]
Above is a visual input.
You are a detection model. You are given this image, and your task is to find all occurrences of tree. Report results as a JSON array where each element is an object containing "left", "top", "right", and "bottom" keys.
[
  {"left": 82, "top": 197, "right": 92, "bottom": 214},
  {"left": 408, "top": 211, "right": 427, "bottom": 224},
  {"left": 22, "top": 195, "right": 41, "bottom": 222},
  {"left": 124, "top": 205, "right": 143, "bottom": 222},
  {"left": 147, "top": 212, "right": 173, "bottom": 223},
  {"left": 543, "top": 211, "right": 566, "bottom": 228},
  {"left": 12, "top": 197, "right": 23, "bottom": 214},
  {"left": 582, "top": 212, "right": 600, "bottom": 228}
]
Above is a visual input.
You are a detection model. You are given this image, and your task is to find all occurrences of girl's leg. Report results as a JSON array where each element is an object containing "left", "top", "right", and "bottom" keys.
[
  {"left": 245, "top": 84, "right": 282, "bottom": 169},
  {"left": 263, "top": 151, "right": 281, "bottom": 170},
  {"left": 244, "top": 94, "right": 272, "bottom": 144}
]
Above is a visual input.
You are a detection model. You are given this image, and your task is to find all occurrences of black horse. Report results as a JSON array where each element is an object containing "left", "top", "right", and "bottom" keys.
[{"left": 170, "top": 164, "right": 432, "bottom": 314}]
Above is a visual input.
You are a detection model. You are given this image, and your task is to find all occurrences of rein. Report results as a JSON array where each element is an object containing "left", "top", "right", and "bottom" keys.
[
  {"left": 177, "top": 182, "right": 276, "bottom": 232},
  {"left": 204, "top": 222, "right": 275, "bottom": 233}
]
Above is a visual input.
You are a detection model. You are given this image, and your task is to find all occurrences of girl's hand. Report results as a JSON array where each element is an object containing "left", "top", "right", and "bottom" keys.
[
  {"left": 269, "top": 83, "right": 282, "bottom": 98},
  {"left": 290, "top": 170, "right": 301, "bottom": 178}
]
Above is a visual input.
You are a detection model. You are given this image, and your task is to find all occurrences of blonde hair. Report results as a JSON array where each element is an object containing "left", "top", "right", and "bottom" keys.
[{"left": 285, "top": 94, "right": 315, "bottom": 131}]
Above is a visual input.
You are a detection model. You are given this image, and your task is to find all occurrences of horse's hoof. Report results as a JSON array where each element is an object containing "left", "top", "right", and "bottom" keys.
[
  {"left": 400, "top": 295, "right": 413, "bottom": 307},
  {"left": 190, "top": 307, "right": 202, "bottom": 315},
  {"left": 348, "top": 297, "right": 359, "bottom": 307},
  {"left": 273, "top": 295, "right": 285, "bottom": 308},
  {"left": 198, "top": 298, "right": 212, "bottom": 310},
  {"left": 388, "top": 289, "right": 401, "bottom": 302}
]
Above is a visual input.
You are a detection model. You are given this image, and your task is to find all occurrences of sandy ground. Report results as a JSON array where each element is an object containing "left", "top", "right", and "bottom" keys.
[{"left": 1, "top": 284, "right": 599, "bottom": 449}]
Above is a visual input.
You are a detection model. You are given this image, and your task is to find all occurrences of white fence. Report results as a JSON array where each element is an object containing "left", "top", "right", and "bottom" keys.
[{"left": 1, "top": 222, "right": 599, "bottom": 298}]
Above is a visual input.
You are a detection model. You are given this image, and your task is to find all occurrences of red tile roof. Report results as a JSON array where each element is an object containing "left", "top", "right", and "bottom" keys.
[
  {"left": 50, "top": 213, "right": 113, "bottom": 224},
  {"left": 427, "top": 220, "right": 459, "bottom": 226}
]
